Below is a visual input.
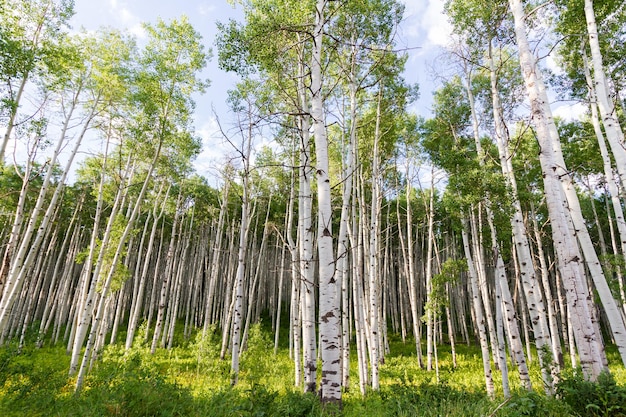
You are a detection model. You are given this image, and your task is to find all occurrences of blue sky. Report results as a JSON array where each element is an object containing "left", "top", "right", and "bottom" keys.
[{"left": 68, "top": 0, "right": 457, "bottom": 184}]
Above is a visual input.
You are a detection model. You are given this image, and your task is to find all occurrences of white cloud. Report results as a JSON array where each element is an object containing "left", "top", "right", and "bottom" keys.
[
  {"left": 128, "top": 23, "right": 147, "bottom": 39},
  {"left": 400, "top": 0, "right": 452, "bottom": 53},
  {"left": 197, "top": 3, "right": 216, "bottom": 16},
  {"left": 119, "top": 7, "right": 134, "bottom": 24},
  {"left": 546, "top": 53, "right": 565, "bottom": 76},
  {"left": 422, "top": 1, "right": 453, "bottom": 48},
  {"left": 106, "top": 0, "right": 141, "bottom": 32},
  {"left": 552, "top": 102, "right": 587, "bottom": 121},
  {"left": 400, "top": 0, "right": 423, "bottom": 39}
]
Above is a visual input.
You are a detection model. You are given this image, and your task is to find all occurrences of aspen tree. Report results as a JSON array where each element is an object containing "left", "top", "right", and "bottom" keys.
[
  {"left": 581, "top": 0, "right": 626, "bottom": 192},
  {"left": 125, "top": 182, "right": 170, "bottom": 349},
  {"left": 581, "top": 47, "right": 626, "bottom": 320},
  {"left": 366, "top": 87, "right": 384, "bottom": 390},
  {"left": 202, "top": 178, "right": 230, "bottom": 336},
  {"left": 310, "top": 0, "right": 341, "bottom": 404},
  {"left": 0, "top": 61, "right": 100, "bottom": 337},
  {"left": 151, "top": 191, "right": 185, "bottom": 353},
  {"left": 462, "top": 214, "right": 495, "bottom": 398},
  {"left": 424, "top": 180, "right": 436, "bottom": 372},
  {"left": 0, "top": 0, "right": 75, "bottom": 162},
  {"left": 509, "top": 0, "right": 605, "bottom": 380}
]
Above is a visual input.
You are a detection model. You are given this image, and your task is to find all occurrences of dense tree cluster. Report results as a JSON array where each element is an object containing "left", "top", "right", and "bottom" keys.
[{"left": 1, "top": 0, "right": 625, "bottom": 407}]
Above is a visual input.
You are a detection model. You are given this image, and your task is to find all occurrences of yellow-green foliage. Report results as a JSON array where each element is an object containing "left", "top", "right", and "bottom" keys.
[
  {"left": 0, "top": 326, "right": 624, "bottom": 416},
  {"left": 75, "top": 214, "right": 133, "bottom": 295}
]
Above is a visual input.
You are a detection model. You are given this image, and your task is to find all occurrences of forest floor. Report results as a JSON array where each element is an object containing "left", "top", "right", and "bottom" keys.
[{"left": 0, "top": 323, "right": 625, "bottom": 416}]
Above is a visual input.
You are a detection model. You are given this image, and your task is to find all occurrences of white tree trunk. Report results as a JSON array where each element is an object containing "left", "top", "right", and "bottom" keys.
[
  {"left": 295, "top": 33, "right": 318, "bottom": 393},
  {"left": 0, "top": 90, "right": 97, "bottom": 336},
  {"left": 509, "top": 0, "right": 605, "bottom": 380},
  {"left": 583, "top": 0, "right": 626, "bottom": 192},
  {"left": 462, "top": 216, "right": 494, "bottom": 398},
  {"left": 125, "top": 183, "right": 170, "bottom": 350},
  {"left": 486, "top": 44, "right": 556, "bottom": 387},
  {"left": 583, "top": 47, "right": 626, "bottom": 319},
  {"left": 425, "top": 183, "right": 435, "bottom": 372},
  {"left": 311, "top": 0, "right": 341, "bottom": 404}
]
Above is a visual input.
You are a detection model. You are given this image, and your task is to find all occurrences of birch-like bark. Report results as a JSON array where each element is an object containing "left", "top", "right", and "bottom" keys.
[
  {"left": 68, "top": 138, "right": 120, "bottom": 371},
  {"left": 151, "top": 192, "right": 184, "bottom": 354},
  {"left": 425, "top": 182, "right": 435, "bottom": 372},
  {"left": 335, "top": 66, "right": 356, "bottom": 389},
  {"left": 296, "top": 33, "right": 317, "bottom": 394},
  {"left": 582, "top": 47, "right": 626, "bottom": 319},
  {"left": 241, "top": 196, "right": 272, "bottom": 351},
  {"left": 465, "top": 69, "right": 506, "bottom": 368},
  {"left": 494, "top": 273, "right": 510, "bottom": 398},
  {"left": 76, "top": 139, "right": 162, "bottom": 392},
  {"left": 529, "top": 201, "right": 563, "bottom": 366},
  {"left": 349, "top": 151, "right": 368, "bottom": 395},
  {"left": 481, "top": 206, "right": 529, "bottom": 391},
  {"left": 284, "top": 148, "right": 302, "bottom": 386},
  {"left": 0, "top": 88, "right": 98, "bottom": 336},
  {"left": 203, "top": 180, "right": 229, "bottom": 335},
  {"left": 311, "top": 0, "right": 340, "bottom": 403},
  {"left": 228, "top": 101, "right": 256, "bottom": 384},
  {"left": 583, "top": 0, "right": 626, "bottom": 192},
  {"left": 509, "top": 0, "right": 605, "bottom": 380},
  {"left": 405, "top": 164, "right": 423, "bottom": 367},
  {"left": 485, "top": 43, "right": 557, "bottom": 388},
  {"left": 125, "top": 184, "right": 169, "bottom": 349},
  {"left": 0, "top": 75, "right": 28, "bottom": 162},
  {"left": 36, "top": 196, "right": 82, "bottom": 347},
  {"left": 0, "top": 151, "right": 34, "bottom": 291},
  {"left": 366, "top": 88, "right": 384, "bottom": 390},
  {"left": 461, "top": 216, "right": 494, "bottom": 398}
]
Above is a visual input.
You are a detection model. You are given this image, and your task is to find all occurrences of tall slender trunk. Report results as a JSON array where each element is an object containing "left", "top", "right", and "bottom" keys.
[
  {"left": 0, "top": 89, "right": 96, "bottom": 335},
  {"left": 76, "top": 138, "right": 163, "bottom": 392},
  {"left": 125, "top": 183, "right": 170, "bottom": 349},
  {"left": 0, "top": 74, "right": 29, "bottom": 163},
  {"left": 583, "top": 0, "right": 626, "bottom": 192},
  {"left": 462, "top": 215, "right": 494, "bottom": 398},
  {"left": 335, "top": 67, "right": 357, "bottom": 389},
  {"left": 366, "top": 88, "right": 383, "bottom": 390},
  {"left": 509, "top": 0, "right": 605, "bottom": 380},
  {"left": 582, "top": 47, "right": 626, "bottom": 319},
  {"left": 151, "top": 192, "right": 184, "bottom": 354},
  {"left": 311, "top": 0, "right": 340, "bottom": 404}
]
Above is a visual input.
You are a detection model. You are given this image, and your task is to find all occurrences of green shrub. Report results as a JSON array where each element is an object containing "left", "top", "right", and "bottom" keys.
[
  {"left": 503, "top": 390, "right": 572, "bottom": 417},
  {"left": 556, "top": 369, "right": 626, "bottom": 417},
  {"left": 75, "top": 349, "right": 196, "bottom": 416}
]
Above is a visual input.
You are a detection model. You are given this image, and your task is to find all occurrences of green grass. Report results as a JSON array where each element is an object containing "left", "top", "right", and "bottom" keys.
[{"left": 0, "top": 324, "right": 624, "bottom": 416}]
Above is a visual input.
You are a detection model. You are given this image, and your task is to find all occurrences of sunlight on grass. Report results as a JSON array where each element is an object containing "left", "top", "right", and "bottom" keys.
[{"left": 0, "top": 324, "right": 624, "bottom": 416}]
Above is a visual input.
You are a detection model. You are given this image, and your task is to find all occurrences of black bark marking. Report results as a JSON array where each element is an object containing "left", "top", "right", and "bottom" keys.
[{"left": 321, "top": 311, "right": 335, "bottom": 323}]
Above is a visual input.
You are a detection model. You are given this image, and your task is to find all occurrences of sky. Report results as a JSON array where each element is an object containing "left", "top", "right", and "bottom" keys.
[{"left": 68, "top": 0, "right": 456, "bottom": 185}]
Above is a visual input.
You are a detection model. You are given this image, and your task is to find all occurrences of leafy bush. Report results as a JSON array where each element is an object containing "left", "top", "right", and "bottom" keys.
[
  {"left": 556, "top": 369, "right": 626, "bottom": 417},
  {"left": 503, "top": 390, "right": 572, "bottom": 417},
  {"left": 78, "top": 349, "right": 196, "bottom": 417},
  {"left": 240, "top": 322, "right": 273, "bottom": 382}
]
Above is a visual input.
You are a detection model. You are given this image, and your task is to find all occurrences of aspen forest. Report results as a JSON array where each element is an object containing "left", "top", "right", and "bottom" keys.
[{"left": 1, "top": 0, "right": 626, "bottom": 415}]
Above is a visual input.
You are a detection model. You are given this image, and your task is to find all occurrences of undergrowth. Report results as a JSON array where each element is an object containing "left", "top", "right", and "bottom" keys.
[{"left": 0, "top": 323, "right": 624, "bottom": 416}]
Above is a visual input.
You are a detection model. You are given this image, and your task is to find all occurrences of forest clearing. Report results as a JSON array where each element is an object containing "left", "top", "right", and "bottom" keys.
[{"left": 1, "top": 0, "right": 626, "bottom": 415}]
